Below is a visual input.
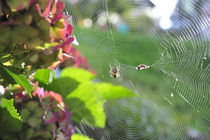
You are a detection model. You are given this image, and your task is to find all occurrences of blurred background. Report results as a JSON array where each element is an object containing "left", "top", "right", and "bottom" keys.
[{"left": 64, "top": 0, "right": 210, "bottom": 139}]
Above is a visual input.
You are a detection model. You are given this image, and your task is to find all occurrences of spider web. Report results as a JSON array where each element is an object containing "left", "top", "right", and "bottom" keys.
[{"left": 65, "top": 0, "right": 210, "bottom": 139}]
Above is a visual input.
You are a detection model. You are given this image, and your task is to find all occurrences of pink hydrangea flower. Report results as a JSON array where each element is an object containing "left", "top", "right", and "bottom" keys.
[
  {"left": 35, "top": 0, "right": 75, "bottom": 69},
  {"left": 33, "top": 82, "right": 74, "bottom": 139}
]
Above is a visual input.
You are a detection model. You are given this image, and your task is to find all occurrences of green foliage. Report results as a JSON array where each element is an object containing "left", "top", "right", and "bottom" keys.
[
  {"left": 0, "top": 65, "right": 16, "bottom": 84},
  {"left": 66, "top": 81, "right": 106, "bottom": 127},
  {"left": 33, "top": 68, "right": 51, "bottom": 84},
  {"left": 60, "top": 67, "right": 134, "bottom": 127},
  {"left": 0, "top": 0, "right": 95, "bottom": 139},
  {"left": 95, "top": 83, "right": 135, "bottom": 100},
  {"left": 1, "top": 98, "right": 21, "bottom": 120},
  {"left": 0, "top": 98, "right": 22, "bottom": 135},
  {"left": 71, "top": 134, "right": 93, "bottom": 140},
  {"left": 61, "top": 67, "right": 95, "bottom": 83},
  {"left": 0, "top": 64, "right": 32, "bottom": 97},
  {"left": 34, "top": 67, "right": 135, "bottom": 128},
  {"left": 46, "top": 77, "right": 79, "bottom": 98},
  {"left": 4, "top": 66, "right": 32, "bottom": 97}
]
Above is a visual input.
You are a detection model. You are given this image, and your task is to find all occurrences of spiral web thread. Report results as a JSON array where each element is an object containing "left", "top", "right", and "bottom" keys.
[
  {"left": 152, "top": 0, "right": 210, "bottom": 120},
  {"left": 65, "top": 0, "right": 210, "bottom": 139}
]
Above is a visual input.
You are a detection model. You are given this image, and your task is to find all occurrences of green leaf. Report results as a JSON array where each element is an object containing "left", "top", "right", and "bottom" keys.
[
  {"left": 0, "top": 98, "right": 22, "bottom": 135},
  {"left": 71, "top": 134, "right": 93, "bottom": 140},
  {"left": 1, "top": 98, "right": 21, "bottom": 120},
  {"left": 94, "top": 83, "right": 135, "bottom": 100},
  {"left": 66, "top": 82, "right": 105, "bottom": 128},
  {"left": 2, "top": 66, "right": 32, "bottom": 97},
  {"left": 34, "top": 69, "right": 51, "bottom": 84},
  {"left": 46, "top": 77, "right": 79, "bottom": 98},
  {"left": 0, "top": 66, "right": 16, "bottom": 84},
  {"left": 61, "top": 68, "right": 95, "bottom": 83},
  {"left": 66, "top": 97, "right": 96, "bottom": 126}
]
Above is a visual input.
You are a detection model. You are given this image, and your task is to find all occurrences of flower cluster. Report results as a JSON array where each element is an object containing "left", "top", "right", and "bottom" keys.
[
  {"left": 33, "top": 82, "right": 74, "bottom": 139},
  {"left": 13, "top": 82, "right": 74, "bottom": 139},
  {"left": 0, "top": 0, "right": 74, "bottom": 71}
]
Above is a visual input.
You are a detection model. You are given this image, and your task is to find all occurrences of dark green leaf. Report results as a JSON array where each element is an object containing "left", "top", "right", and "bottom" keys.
[
  {"left": 2, "top": 66, "right": 32, "bottom": 97},
  {"left": 0, "top": 98, "right": 22, "bottom": 135},
  {"left": 66, "top": 98, "right": 95, "bottom": 126},
  {"left": 0, "top": 66, "right": 16, "bottom": 84},
  {"left": 46, "top": 77, "right": 79, "bottom": 98},
  {"left": 61, "top": 68, "right": 95, "bottom": 83},
  {"left": 94, "top": 83, "right": 135, "bottom": 100}
]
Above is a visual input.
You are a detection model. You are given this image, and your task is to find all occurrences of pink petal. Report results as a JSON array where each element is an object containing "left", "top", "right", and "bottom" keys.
[
  {"left": 52, "top": 0, "right": 64, "bottom": 15},
  {"left": 51, "top": 14, "right": 63, "bottom": 24},
  {"left": 33, "top": 82, "right": 45, "bottom": 100},
  {"left": 44, "top": 91, "right": 63, "bottom": 104},
  {"left": 67, "top": 24, "right": 73, "bottom": 36}
]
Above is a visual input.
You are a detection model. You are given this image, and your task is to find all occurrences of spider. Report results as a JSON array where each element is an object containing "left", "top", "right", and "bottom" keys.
[{"left": 110, "top": 64, "right": 120, "bottom": 78}]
